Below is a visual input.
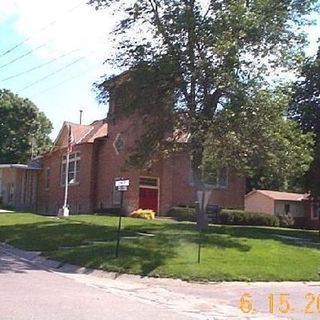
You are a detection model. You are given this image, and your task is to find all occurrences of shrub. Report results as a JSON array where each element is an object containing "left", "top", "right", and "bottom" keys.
[
  {"left": 166, "top": 207, "right": 196, "bottom": 222},
  {"left": 166, "top": 207, "right": 279, "bottom": 227},
  {"left": 276, "top": 213, "right": 295, "bottom": 227},
  {"left": 219, "top": 209, "right": 279, "bottom": 227},
  {"left": 130, "top": 208, "right": 156, "bottom": 220}
]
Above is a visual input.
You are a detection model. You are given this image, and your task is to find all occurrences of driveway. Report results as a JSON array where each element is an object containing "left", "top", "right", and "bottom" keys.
[{"left": 1, "top": 244, "right": 319, "bottom": 319}]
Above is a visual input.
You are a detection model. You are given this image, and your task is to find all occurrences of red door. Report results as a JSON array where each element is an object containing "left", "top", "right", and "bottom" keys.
[{"left": 139, "top": 188, "right": 158, "bottom": 212}]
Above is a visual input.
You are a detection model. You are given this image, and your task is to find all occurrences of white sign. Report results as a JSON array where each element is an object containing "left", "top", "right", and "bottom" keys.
[
  {"left": 115, "top": 180, "right": 130, "bottom": 187},
  {"left": 117, "top": 185, "right": 128, "bottom": 191},
  {"left": 197, "top": 190, "right": 212, "bottom": 211}
]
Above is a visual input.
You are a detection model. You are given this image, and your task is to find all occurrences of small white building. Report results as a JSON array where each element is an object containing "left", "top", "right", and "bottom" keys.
[
  {"left": 0, "top": 163, "right": 40, "bottom": 211},
  {"left": 245, "top": 189, "right": 307, "bottom": 219}
]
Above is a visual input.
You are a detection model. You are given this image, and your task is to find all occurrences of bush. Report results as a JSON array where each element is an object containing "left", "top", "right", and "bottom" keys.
[
  {"left": 276, "top": 213, "right": 295, "bottom": 227},
  {"left": 166, "top": 207, "right": 196, "bottom": 222},
  {"left": 130, "top": 208, "right": 156, "bottom": 220},
  {"left": 219, "top": 209, "right": 279, "bottom": 227},
  {"left": 166, "top": 207, "right": 279, "bottom": 227}
]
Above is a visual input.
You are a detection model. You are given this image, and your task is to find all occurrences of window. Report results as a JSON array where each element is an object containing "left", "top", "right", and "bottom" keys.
[
  {"left": 113, "top": 185, "right": 121, "bottom": 206},
  {"left": 61, "top": 152, "right": 80, "bottom": 185},
  {"left": 139, "top": 177, "right": 158, "bottom": 187},
  {"left": 284, "top": 203, "right": 290, "bottom": 214},
  {"left": 312, "top": 203, "right": 319, "bottom": 219},
  {"left": 9, "top": 183, "right": 14, "bottom": 202},
  {"left": 45, "top": 167, "right": 50, "bottom": 190},
  {"left": 204, "top": 168, "right": 228, "bottom": 188}
]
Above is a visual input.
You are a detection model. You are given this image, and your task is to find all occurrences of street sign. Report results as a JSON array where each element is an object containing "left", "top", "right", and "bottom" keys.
[
  {"left": 206, "top": 205, "right": 221, "bottom": 223},
  {"left": 114, "top": 178, "right": 129, "bottom": 258},
  {"left": 115, "top": 179, "right": 130, "bottom": 187},
  {"left": 117, "top": 185, "right": 128, "bottom": 191}
]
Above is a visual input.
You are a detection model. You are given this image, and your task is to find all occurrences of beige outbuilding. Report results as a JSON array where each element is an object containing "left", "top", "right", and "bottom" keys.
[{"left": 245, "top": 189, "right": 308, "bottom": 219}]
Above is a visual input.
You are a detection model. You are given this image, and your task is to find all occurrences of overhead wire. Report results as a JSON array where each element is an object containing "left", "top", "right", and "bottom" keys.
[
  {"left": 30, "top": 67, "right": 101, "bottom": 99},
  {"left": 0, "top": 42, "right": 50, "bottom": 70},
  {"left": 1, "top": 48, "right": 80, "bottom": 82},
  {"left": 0, "top": 0, "right": 105, "bottom": 99},
  {"left": 0, "top": 1, "right": 85, "bottom": 59},
  {"left": 19, "top": 57, "right": 85, "bottom": 92}
]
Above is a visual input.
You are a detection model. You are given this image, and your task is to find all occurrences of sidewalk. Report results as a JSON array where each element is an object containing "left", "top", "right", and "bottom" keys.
[{"left": 1, "top": 242, "right": 318, "bottom": 320}]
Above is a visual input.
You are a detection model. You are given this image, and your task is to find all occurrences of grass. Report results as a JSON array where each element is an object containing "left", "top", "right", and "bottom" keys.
[{"left": 0, "top": 212, "right": 320, "bottom": 281}]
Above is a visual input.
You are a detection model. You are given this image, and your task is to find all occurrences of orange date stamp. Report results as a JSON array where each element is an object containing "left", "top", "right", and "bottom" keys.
[{"left": 240, "top": 292, "right": 320, "bottom": 315}]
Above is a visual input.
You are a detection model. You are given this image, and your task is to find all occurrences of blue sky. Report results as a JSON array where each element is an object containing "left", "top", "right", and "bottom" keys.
[
  {"left": 0, "top": 0, "right": 319, "bottom": 139},
  {"left": 0, "top": 0, "right": 116, "bottom": 138}
]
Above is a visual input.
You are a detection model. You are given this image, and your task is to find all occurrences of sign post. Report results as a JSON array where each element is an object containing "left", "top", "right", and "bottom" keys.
[
  {"left": 114, "top": 178, "right": 129, "bottom": 258},
  {"left": 196, "top": 190, "right": 212, "bottom": 264}
]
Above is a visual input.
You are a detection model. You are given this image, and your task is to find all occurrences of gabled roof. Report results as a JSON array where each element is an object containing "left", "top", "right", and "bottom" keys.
[
  {"left": 245, "top": 189, "right": 308, "bottom": 201},
  {"left": 0, "top": 164, "right": 40, "bottom": 170},
  {"left": 53, "top": 120, "right": 108, "bottom": 150}
]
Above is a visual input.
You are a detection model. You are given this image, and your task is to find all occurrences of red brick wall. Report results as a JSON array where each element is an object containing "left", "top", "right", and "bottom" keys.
[
  {"left": 37, "top": 108, "right": 245, "bottom": 215},
  {"left": 93, "top": 114, "right": 142, "bottom": 212},
  {"left": 93, "top": 114, "right": 245, "bottom": 215},
  {"left": 37, "top": 143, "right": 94, "bottom": 214},
  {"left": 159, "top": 153, "right": 245, "bottom": 213}
]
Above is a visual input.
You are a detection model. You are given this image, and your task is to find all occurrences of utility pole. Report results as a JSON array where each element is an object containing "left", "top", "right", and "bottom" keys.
[{"left": 79, "top": 109, "right": 83, "bottom": 125}]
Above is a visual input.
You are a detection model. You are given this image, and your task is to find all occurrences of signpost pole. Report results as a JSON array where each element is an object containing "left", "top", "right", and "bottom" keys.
[
  {"left": 198, "top": 191, "right": 205, "bottom": 264},
  {"left": 115, "top": 190, "right": 124, "bottom": 258},
  {"left": 197, "top": 230, "right": 202, "bottom": 264}
]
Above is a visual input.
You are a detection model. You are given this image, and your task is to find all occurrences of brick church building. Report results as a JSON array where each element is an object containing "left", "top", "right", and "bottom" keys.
[{"left": 35, "top": 93, "right": 245, "bottom": 215}]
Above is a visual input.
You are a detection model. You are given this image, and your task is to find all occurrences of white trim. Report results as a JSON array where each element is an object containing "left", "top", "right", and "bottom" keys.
[
  {"left": 0, "top": 164, "right": 40, "bottom": 170},
  {"left": 60, "top": 152, "right": 81, "bottom": 187},
  {"left": 113, "top": 133, "right": 124, "bottom": 155}
]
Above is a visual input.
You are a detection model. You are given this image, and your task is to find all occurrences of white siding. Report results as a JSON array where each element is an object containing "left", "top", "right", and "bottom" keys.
[{"left": 274, "top": 200, "right": 304, "bottom": 217}]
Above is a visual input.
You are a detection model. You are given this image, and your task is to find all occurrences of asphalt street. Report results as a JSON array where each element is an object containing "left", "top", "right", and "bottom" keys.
[{"left": 1, "top": 244, "right": 320, "bottom": 320}]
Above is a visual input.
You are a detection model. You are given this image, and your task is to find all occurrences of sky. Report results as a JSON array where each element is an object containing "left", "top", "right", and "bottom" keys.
[
  {"left": 0, "top": 0, "right": 117, "bottom": 139},
  {"left": 0, "top": 0, "right": 319, "bottom": 139}
]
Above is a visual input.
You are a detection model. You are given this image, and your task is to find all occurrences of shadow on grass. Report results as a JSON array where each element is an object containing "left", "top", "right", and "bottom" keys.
[
  {"left": 0, "top": 217, "right": 258, "bottom": 276},
  {"left": 125, "top": 219, "right": 320, "bottom": 249},
  {"left": 49, "top": 236, "right": 176, "bottom": 277},
  {"left": 2, "top": 215, "right": 316, "bottom": 277},
  {"left": 0, "top": 219, "right": 177, "bottom": 276}
]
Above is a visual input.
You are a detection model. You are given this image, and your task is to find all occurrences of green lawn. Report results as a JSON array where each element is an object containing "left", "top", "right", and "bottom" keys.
[{"left": 0, "top": 212, "right": 320, "bottom": 281}]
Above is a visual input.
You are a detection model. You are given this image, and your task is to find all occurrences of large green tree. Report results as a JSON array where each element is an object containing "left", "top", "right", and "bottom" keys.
[
  {"left": 289, "top": 47, "right": 320, "bottom": 195},
  {"left": 91, "top": 0, "right": 317, "bottom": 188},
  {"left": 0, "top": 89, "right": 52, "bottom": 164},
  {"left": 204, "top": 89, "right": 314, "bottom": 191}
]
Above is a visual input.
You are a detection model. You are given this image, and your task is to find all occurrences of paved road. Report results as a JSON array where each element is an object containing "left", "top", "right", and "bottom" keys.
[{"left": 1, "top": 244, "right": 320, "bottom": 320}]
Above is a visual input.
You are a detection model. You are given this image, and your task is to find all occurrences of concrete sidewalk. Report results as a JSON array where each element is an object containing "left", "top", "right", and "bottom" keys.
[{"left": 1, "top": 243, "right": 319, "bottom": 319}]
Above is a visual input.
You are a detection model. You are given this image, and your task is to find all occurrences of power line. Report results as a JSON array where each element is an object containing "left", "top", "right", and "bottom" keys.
[
  {"left": 30, "top": 67, "right": 100, "bottom": 99},
  {"left": 0, "top": 42, "right": 49, "bottom": 70},
  {"left": 1, "top": 48, "right": 80, "bottom": 82},
  {"left": 19, "top": 57, "right": 84, "bottom": 92},
  {"left": 0, "top": 1, "right": 85, "bottom": 59}
]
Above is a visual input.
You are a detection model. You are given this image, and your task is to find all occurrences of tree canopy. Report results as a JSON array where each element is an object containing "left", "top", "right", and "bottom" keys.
[
  {"left": 0, "top": 89, "right": 52, "bottom": 164},
  {"left": 289, "top": 47, "right": 320, "bottom": 195},
  {"left": 204, "top": 89, "right": 314, "bottom": 191},
  {"left": 91, "top": 0, "right": 318, "bottom": 189}
]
